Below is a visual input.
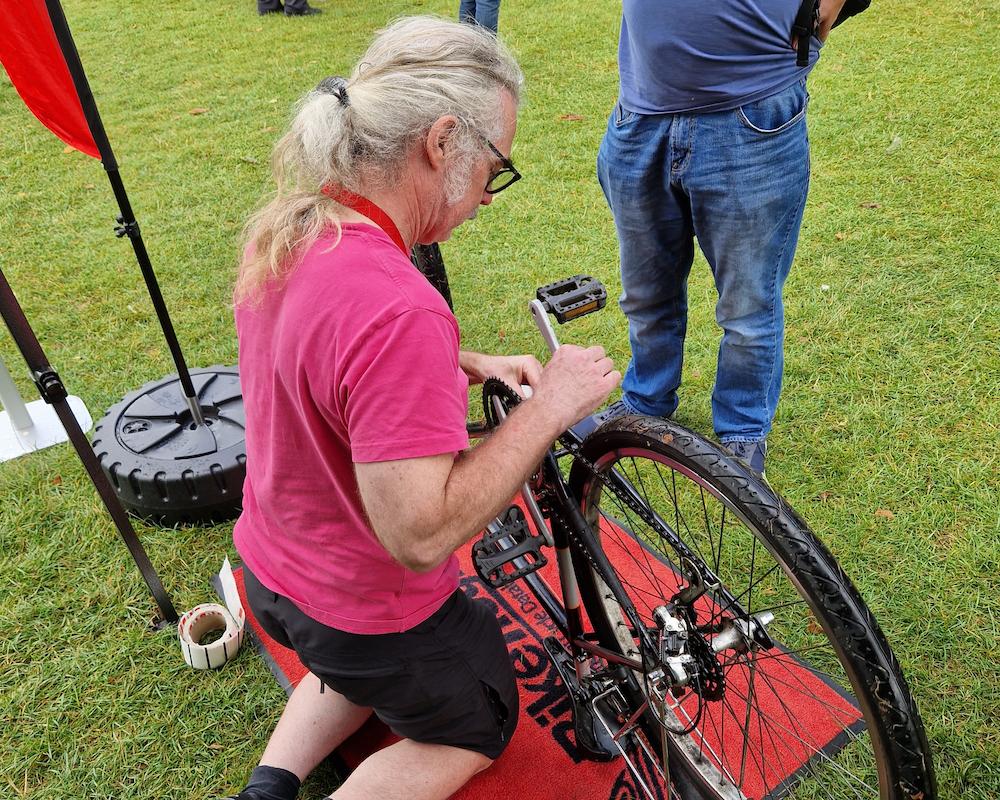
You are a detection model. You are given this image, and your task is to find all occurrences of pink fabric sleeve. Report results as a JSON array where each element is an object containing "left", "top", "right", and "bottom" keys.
[{"left": 344, "top": 309, "right": 470, "bottom": 463}]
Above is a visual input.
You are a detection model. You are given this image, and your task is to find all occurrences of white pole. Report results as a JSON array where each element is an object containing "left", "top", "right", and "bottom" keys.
[
  {"left": 0, "top": 354, "right": 35, "bottom": 442},
  {"left": 0, "top": 352, "right": 92, "bottom": 462}
]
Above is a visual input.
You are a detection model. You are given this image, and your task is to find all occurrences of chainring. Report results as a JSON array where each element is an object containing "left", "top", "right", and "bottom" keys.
[{"left": 482, "top": 377, "right": 522, "bottom": 429}]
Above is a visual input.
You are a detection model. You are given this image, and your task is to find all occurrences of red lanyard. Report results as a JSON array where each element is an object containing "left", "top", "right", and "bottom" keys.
[{"left": 321, "top": 185, "right": 408, "bottom": 255}]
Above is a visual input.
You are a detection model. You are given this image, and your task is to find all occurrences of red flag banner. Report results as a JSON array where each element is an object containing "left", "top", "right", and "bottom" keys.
[{"left": 0, "top": 0, "right": 99, "bottom": 158}]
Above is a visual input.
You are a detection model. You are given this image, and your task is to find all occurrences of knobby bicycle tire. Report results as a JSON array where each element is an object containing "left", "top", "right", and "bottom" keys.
[
  {"left": 566, "top": 415, "right": 935, "bottom": 800},
  {"left": 411, "top": 243, "right": 454, "bottom": 310}
]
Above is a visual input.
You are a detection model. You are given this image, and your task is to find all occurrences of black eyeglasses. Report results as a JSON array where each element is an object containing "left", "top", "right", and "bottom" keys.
[{"left": 483, "top": 138, "right": 522, "bottom": 194}]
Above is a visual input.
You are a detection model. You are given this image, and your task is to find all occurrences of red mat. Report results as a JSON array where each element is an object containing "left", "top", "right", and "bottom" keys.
[{"left": 225, "top": 506, "right": 862, "bottom": 800}]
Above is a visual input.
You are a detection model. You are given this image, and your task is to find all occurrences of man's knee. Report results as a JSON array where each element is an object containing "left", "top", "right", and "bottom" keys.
[{"left": 472, "top": 752, "right": 494, "bottom": 775}]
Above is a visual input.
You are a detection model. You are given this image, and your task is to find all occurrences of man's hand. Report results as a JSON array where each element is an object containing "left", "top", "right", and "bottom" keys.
[
  {"left": 530, "top": 344, "right": 621, "bottom": 432},
  {"left": 461, "top": 352, "right": 543, "bottom": 397},
  {"left": 791, "top": 0, "right": 849, "bottom": 48}
]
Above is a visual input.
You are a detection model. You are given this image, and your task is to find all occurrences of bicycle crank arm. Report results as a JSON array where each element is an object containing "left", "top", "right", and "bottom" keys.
[
  {"left": 530, "top": 298, "right": 560, "bottom": 355},
  {"left": 491, "top": 394, "right": 553, "bottom": 547},
  {"left": 542, "top": 637, "right": 617, "bottom": 761}
]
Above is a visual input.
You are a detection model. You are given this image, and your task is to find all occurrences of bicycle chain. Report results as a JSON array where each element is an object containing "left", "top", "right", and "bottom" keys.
[
  {"left": 482, "top": 378, "right": 709, "bottom": 579},
  {"left": 683, "top": 611, "right": 726, "bottom": 701}
]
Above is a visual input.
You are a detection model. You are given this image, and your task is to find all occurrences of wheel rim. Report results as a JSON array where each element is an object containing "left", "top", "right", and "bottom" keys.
[{"left": 579, "top": 446, "right": 892, "bottom": 800}]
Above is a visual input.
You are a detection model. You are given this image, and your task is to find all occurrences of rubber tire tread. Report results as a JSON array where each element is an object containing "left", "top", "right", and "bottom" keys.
[
  {"left": 411, "top": 243, "right": 454, "bottom": 310},
  {"left": 567, "top": 415, "right": 936, "bottom": 800}
]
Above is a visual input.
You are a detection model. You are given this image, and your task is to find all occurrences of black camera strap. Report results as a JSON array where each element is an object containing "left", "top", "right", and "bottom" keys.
[
  {"left": 792, "top": 0, "right": 819, "bottom": 67},
  {"left": 793, "top": 0, "right": 874, "bottom": 67}
]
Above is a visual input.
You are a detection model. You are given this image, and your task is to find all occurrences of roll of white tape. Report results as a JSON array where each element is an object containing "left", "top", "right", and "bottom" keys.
[{"left": 178, "top": 602, "right": 245, "bottom": 670}]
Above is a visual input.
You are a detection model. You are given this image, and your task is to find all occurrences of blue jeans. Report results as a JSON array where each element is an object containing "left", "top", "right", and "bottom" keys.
[
  {"left": 459, "top": 0, "right": 500, "bottom": 32},
  {"left": 597, "top": 80, "right": 810, "bottom": 443}
]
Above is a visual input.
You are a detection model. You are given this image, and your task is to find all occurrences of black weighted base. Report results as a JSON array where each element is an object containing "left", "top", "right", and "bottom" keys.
[{"left": 91, "top": 366, "right": 246, "bottom": 526}]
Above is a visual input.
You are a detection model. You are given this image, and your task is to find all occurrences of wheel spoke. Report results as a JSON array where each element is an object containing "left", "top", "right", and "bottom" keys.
[
  {"left": 725, "top": 655, "right": 860, "bottom": 727},
  {"left": 722, "top": 675, "right": 877, "bottom": 798},
  {"left": 570, "top": 428, "right": 930, "bottom": 800},
  {"left": 728, "top": 654, "right": 869, "bottom": 787},
  {"left": 653, "top": 460, "right": 715, "bottom": 572},
  {"left": 596, "top": 507, "right": 670, "bottom": 609},
  {"left": 602, "top": 477, "right": 671, "bottom": 606},
  {"left": 706, "top": 562, "right": 783, "bottom": 629}
]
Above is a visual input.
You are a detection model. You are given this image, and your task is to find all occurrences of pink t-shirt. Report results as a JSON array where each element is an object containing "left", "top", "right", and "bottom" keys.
[{"left": 233, "top": 225, "right": 470, "bottom": 634}]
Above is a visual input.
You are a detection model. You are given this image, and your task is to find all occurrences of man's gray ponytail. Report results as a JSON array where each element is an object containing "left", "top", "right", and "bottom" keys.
[{"left": 236, "top": 16, "right": 523, "bottom": 304}]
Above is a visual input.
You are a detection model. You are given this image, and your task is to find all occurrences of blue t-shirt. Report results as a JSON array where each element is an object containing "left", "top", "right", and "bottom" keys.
[{"left": 619, "top": 0, "right": 821, "bottom": 114}]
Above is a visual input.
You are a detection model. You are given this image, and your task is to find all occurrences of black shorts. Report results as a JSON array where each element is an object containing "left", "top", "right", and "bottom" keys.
[{"left": 244, "top": 566, "right": 519, "bottom": 759}]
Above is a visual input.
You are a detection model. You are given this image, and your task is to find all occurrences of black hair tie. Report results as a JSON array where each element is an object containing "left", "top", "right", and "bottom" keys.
[{"left": 317, "top": 76, "right": 350, "bottom": 108}]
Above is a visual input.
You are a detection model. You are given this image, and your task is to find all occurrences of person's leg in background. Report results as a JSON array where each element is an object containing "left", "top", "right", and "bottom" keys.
[
  {"left": 598, "top": 103, "right": 696, "bottom": 419},
  {"left": 458, "top": 0, "right": 500, "bottom": 33},
  {"left": 473, "top": 0, "right": 500, "bottom": 32},
  {"left": 281, "top": 0, "right": 322, "bottom": 16},
  {"left": 685, "top": 80, "right": 811, "bottom": 472},
  {"left": 458, "top": 0, "right": 477, "bottom": 24}
]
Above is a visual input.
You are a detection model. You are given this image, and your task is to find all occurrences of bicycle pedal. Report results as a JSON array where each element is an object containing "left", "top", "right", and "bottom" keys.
[
  {"left": 473, "top": 505, "right": 548, "bottom": 589},
  {"left": 542, "top": 637, "right": 618, "bottom": 761},
  {"left": 536, "top": 275, "right": 607, "bottom": 323}
]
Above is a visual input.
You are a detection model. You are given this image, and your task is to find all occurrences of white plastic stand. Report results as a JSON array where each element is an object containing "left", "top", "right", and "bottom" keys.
[{"left": 0, "top": 354, "right": 92, "bottom": 462}]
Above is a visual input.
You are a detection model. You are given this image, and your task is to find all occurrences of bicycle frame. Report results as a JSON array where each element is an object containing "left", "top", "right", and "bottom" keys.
[
  {"left": 479, "top": 298, "right": 756, "bottom": 684},
  {"left": 479, "top": 300, "right": 666, "bottom": 683},
  {"left": 470, "top": 294, "right": 817, "bottom": 799},
  {"left": 467, "top": 292, "right": 939, "bottom": 800},
  {"left": 477, "top": 399, "right": 645, "bottom": 672},
  {"left": 473, "top": 305, "right": 689, "bottom": 798}
]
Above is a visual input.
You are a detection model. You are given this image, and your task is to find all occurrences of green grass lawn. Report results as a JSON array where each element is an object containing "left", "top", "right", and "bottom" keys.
[{"left": 1, "top": 1, "right": 997, "bottom": 798}]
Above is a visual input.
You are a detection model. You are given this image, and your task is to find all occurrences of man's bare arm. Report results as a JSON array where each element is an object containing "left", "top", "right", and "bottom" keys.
[
  {"left": 818, "top": 0, "right": 850, "bottom": 40},
  {"left": 791, "top": 0, "right": 849, "bottom": 48},
  {"left": 356, "top": 345, "right": 620, "bottom": 572}
]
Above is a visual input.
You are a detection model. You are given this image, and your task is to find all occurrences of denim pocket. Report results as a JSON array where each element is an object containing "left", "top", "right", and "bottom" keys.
[
  {"left": 737, "top": 82, "right": 809, "bottom": 135},
  {"left": 613, "top": 101, "right": 637, "bottom": 128}
]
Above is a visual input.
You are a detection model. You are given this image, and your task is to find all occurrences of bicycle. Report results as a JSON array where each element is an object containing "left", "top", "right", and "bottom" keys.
[{"left": 468, "top": 275, "right": 936, "bottom": 800}]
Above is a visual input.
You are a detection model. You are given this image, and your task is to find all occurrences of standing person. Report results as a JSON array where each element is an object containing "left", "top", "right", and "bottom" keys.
[
  {"left": 593, "top": 0, "right": 852, "bottom": 475},
  {"left": 221, "top": 17, "right": 620, "bottom": 800},
  {"left": 459, "top": 0, "right": 500, "bottom": 33},
  {"left": 258, "top": 0, "right": 322, "bottom": 16}
]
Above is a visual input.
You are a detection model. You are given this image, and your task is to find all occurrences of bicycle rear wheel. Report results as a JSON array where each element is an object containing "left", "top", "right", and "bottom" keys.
[{"left": 567, "top": 416, "right": 935, "bottom": 800}]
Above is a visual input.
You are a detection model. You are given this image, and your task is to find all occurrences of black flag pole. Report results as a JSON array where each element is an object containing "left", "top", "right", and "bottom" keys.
[
  {"left": 0, "top": 266, "right": 178, "bottom": 625},
  {"left": 43, "top": 0, "right": 205, "bottom": 427},
  {"left": 1, "top": 0, "right": 248, "bottom": 528}
]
